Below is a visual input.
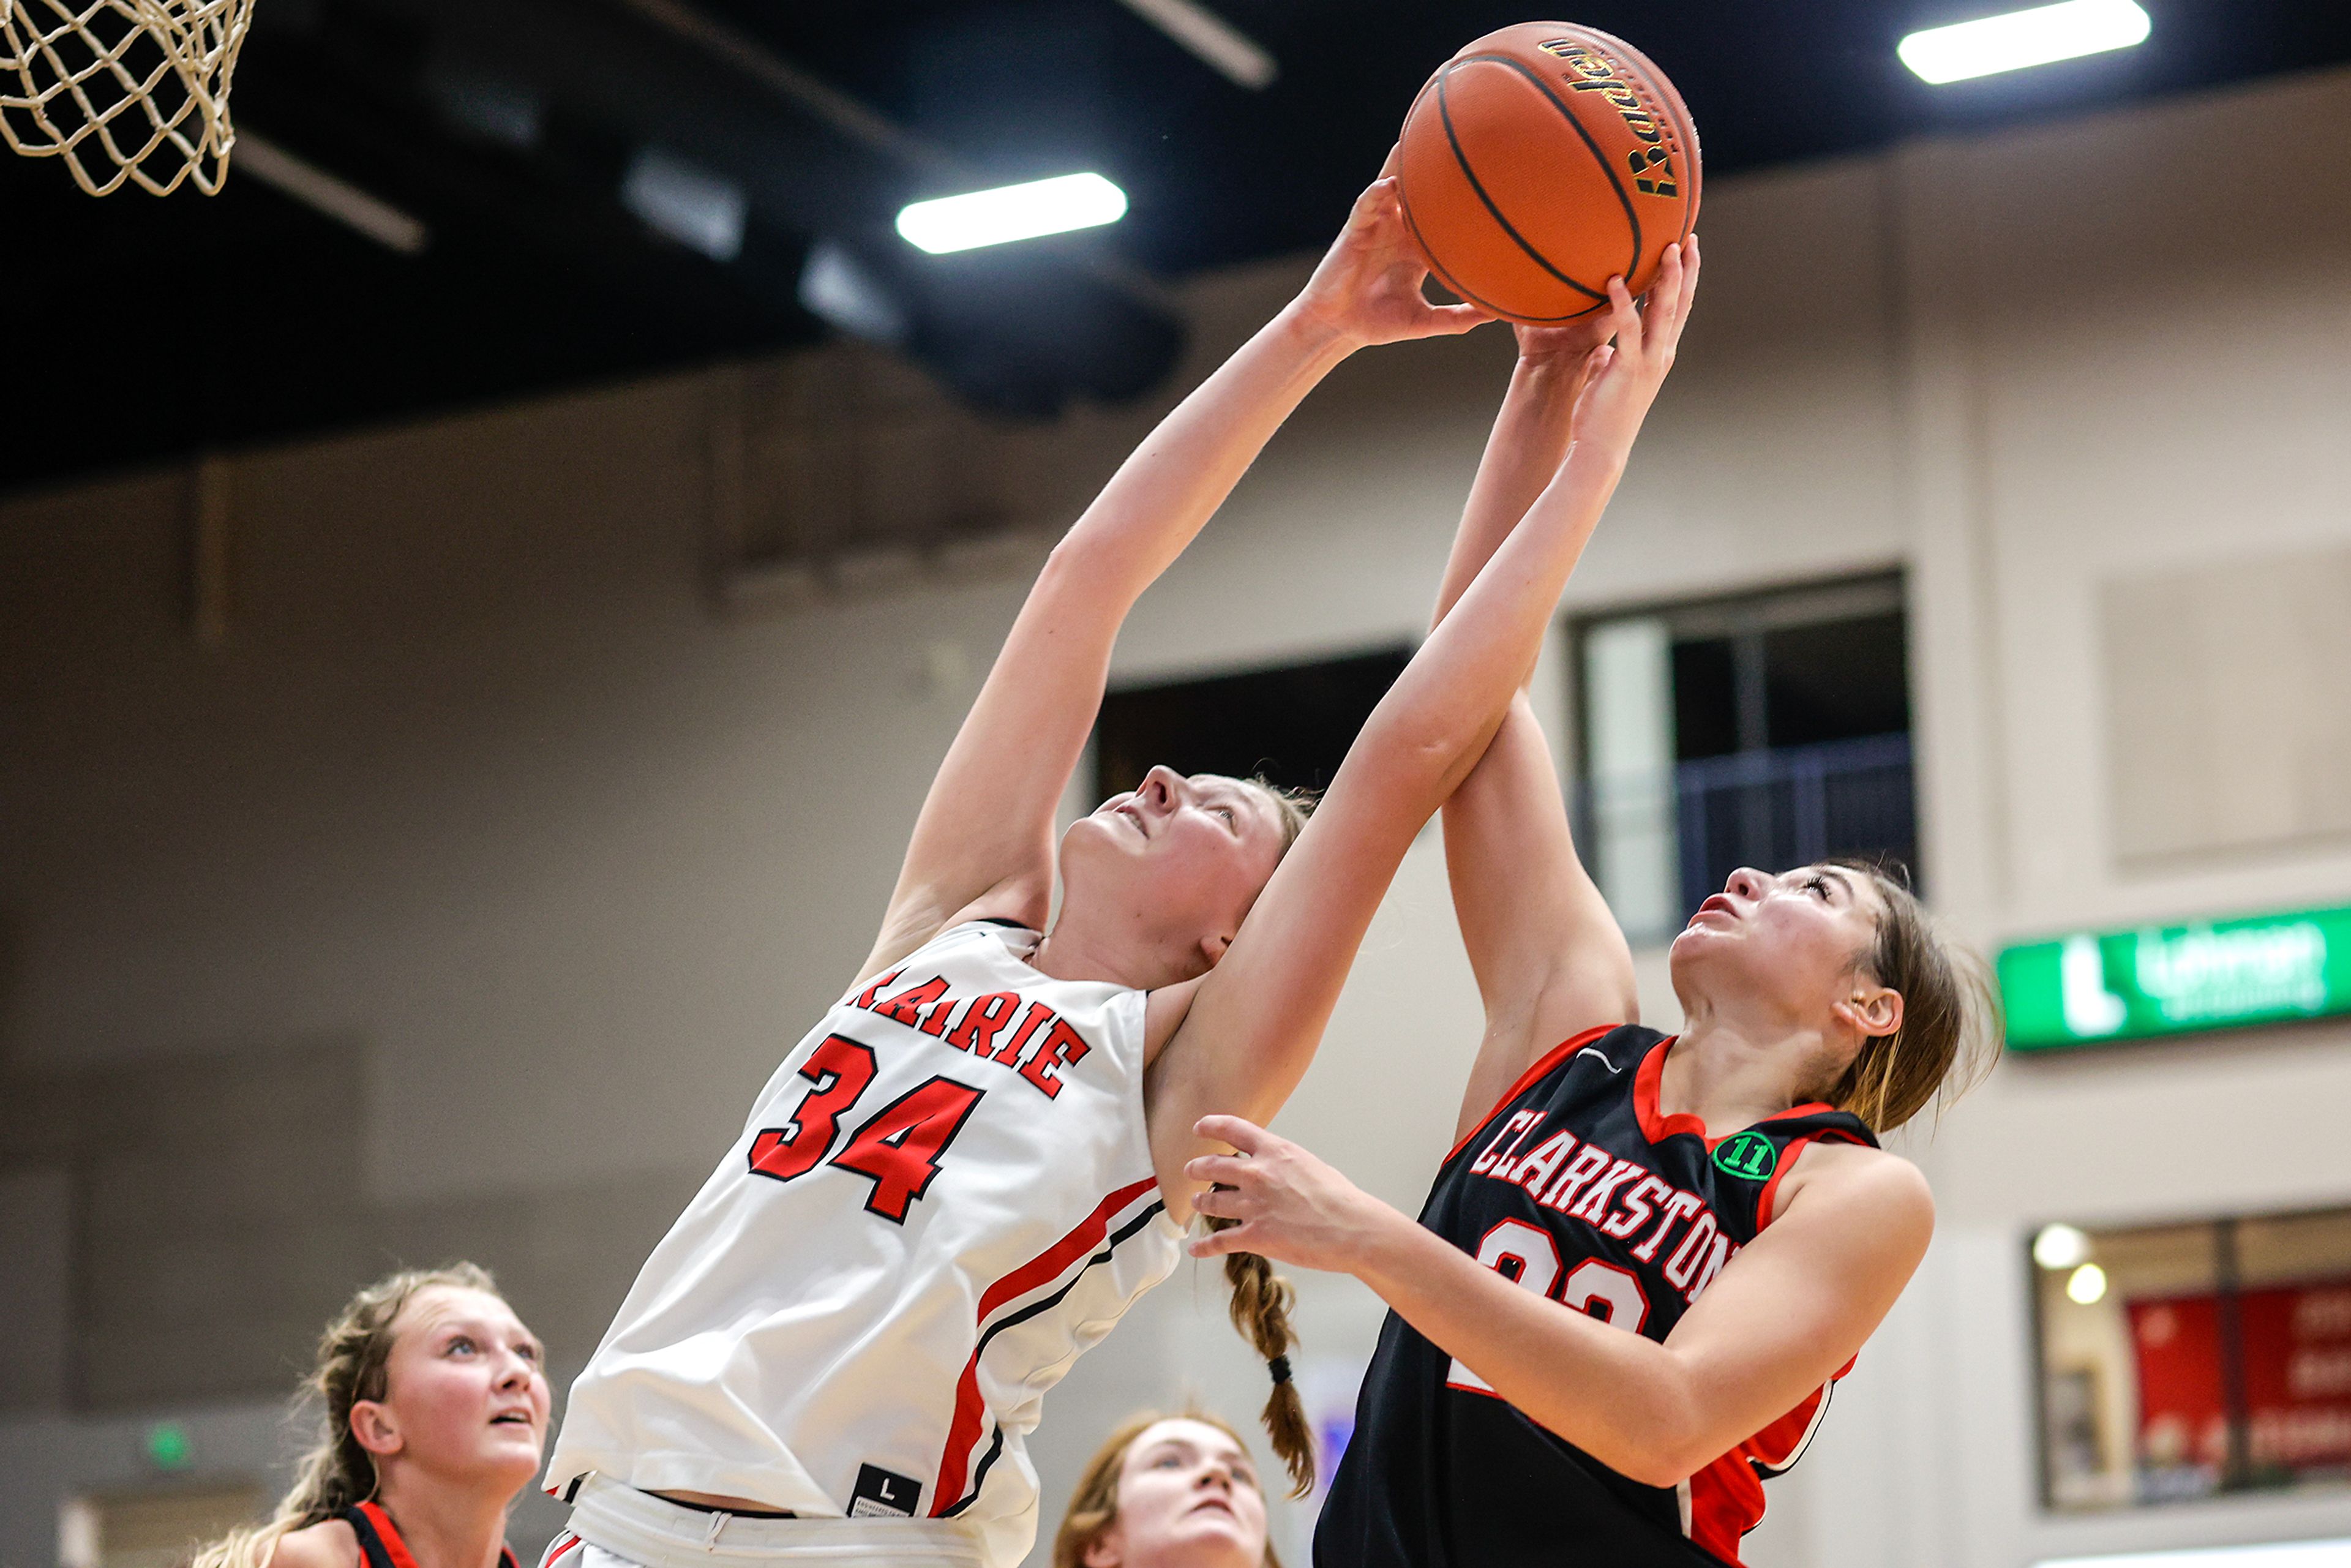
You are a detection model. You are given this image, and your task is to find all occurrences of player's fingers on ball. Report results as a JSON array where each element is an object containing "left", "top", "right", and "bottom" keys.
[
  {"left": 1645, "top": 247, "right": 1681, "bottom": 332},
  {"left": 1606, "top": 279, "right": 1641, "bottom": 353},
  {"left": 1378, "top": 143, "right": 1400, "bottom": 179},
  {"left": 1434, "top": 302, "right": 1491, "bottom": 334}
]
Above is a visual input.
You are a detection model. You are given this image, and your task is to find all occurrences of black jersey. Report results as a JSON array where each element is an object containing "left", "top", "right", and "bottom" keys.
[
  {"left": 1315, "top": 1024, "right": 1878, "bottom": 1568},
  {"left": 346, "top": 1502, "right": 518, "bottom": 1568}
]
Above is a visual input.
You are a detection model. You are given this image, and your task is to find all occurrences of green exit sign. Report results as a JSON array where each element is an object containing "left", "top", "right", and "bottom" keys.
[{"left": 2000, "top": 904, "right": 2351, "bottom": 1050}]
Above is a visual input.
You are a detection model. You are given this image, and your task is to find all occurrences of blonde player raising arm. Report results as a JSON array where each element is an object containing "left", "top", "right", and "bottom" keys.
[{"left": 538, "top": 182, "right": 1688, "bottom": 1568}]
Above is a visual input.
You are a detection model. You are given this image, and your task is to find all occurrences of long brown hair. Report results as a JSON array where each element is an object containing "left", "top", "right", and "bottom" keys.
[
  {"left": 192, "top": 1264, "right": 503, "bottom": 1568},
  {"left": 1052, "top": 1409, "right": 1283, "bottom": 1568},
  {"left": 1821, "top": 859, "right": 1998, "bottom": 1132}
]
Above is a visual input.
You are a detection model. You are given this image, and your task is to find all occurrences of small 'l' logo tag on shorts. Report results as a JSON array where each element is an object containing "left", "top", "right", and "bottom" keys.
[{"left": 849, "top": 1463, "right": 921, "bottom": 1518}]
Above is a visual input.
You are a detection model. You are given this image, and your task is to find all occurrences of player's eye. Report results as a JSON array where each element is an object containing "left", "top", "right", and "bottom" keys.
[
  {"left": 1217, "top": 806, "right": 1235, "bottom": 826},
  {"left": 1805, "top": 875, "right": 1831, "bottom": 899},
  {"left": 446, "top": 1335, "right": 476, "bottom": 1355},
  {"left": 516, "top": 1341, "right": 541, "bottom": 1363}
]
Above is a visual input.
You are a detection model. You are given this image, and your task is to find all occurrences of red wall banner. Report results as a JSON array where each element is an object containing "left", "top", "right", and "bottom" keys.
[{"left": 2130, "top": 1279, "right": 2351, "bottom": 1475}]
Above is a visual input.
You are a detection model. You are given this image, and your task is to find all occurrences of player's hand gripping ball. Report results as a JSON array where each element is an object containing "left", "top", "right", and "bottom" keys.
[{"left": 1396, "top": 21, "right": 1701, "bottom": 323}]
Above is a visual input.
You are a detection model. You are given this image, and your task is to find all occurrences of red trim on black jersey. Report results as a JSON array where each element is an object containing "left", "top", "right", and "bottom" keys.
[
  {"left": 1755, "top": 1135, "right": 1813, "bottom": 1231},
  {"left": 1755, "top": 1128, "right": 1872, "bottom": 1229},
  {"left": 932, "top": 1175, "right": 1161, "bottom": 1515},
  {"left": 1447, "top": 1024, "right": 1619, "bottom": 1165},
  {"left": 351, "top": 1504, "right": 517, "bottom": 1568},
  {"left": 1745, "top": 1378, "right": 1835, "bottom": 1475},
  {"left": 1683, "top": 1449, "right": 1762, "bottom": 1562},
  {"left": 1632, "top": 1039, "right": 1840, "bottom": 1151}
]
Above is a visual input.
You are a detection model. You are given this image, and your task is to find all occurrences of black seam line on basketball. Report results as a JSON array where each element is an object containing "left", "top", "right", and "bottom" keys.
[
  {"left": 1507, "top": 48, "right": 1645, "bottom": 279},
  {"left": 1442, "top": 54, "right": 1643, "bottom": 302},
  {"left": 939, "top": 1198, "right": 1169, "bottom": 1518},
  {"left": 1400, "top": 192, "right": 1604, "bottom": 323},
  {"left": 1434, "top": 60, "right": 1608, "bottom": 304}
]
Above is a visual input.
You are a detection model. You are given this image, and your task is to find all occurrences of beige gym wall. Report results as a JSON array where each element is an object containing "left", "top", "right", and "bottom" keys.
[{"left": 4, "top": 61, "right": 2350, "bottom": 1568}]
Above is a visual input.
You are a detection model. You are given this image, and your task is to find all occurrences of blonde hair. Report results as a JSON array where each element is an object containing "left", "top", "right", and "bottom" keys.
[
  {"left": 192, "top": 1264, "right": 503, "bottom": 1568},
  {"left": 1821, "top": 860, "right": 1999, "bottom": 1132},
  {"left": 1247, "top": 776, "right": 1317, "bottom": 854},
  {"left": 1052, "top": 1409, "right": 1283, "bottom": 1568}
]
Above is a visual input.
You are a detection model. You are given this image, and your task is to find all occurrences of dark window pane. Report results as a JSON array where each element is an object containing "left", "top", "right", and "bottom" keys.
[
  {"left": 1670, "top": 637, "right": 1739, "bottom": 762},
  {"left": 1093, "top": 647, "right": 1409, "bottom": 802},
  {"left": 1674, "top": 735, "right": 1917, "bottom": 918},
  {"left": 1761, "top": 611, "right": 1910, "bottom": 748}
]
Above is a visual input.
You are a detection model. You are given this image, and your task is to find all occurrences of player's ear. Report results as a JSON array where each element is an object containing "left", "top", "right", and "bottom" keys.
[
  {"left": 349, "top": 1398, "right": 402, "bottom": 1458},
  {"left": 1834, "top": 983, "right": 1902, "bottom": 1041}
]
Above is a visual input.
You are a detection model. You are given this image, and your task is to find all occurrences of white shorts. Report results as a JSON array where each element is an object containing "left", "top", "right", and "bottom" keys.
[{"left": 543, "top": 1476, "right": 988, "bottom": 1568}]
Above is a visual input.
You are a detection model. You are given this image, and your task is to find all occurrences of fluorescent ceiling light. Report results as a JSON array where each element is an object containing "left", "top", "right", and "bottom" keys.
[
  {"left": 896, "top": 173, "right": 1127, "bottom": 255},
  {"left": 1899, "top": 0, "right": 2150, "bottom": 84}
]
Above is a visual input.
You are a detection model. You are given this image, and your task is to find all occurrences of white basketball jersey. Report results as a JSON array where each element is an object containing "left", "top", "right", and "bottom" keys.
[{"left": 547, "top": 920, "right": 1183, "bottom": 1568}]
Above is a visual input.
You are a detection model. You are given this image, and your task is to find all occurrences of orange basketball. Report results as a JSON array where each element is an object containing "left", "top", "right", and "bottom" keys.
[{"left": 1395, "top": 22, "right": 1701, "bottom": 323}]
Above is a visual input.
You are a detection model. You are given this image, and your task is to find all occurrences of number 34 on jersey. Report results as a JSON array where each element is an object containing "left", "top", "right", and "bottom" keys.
[{"left": 743, "top": 957, "right": 1097, "bottom": 1224}]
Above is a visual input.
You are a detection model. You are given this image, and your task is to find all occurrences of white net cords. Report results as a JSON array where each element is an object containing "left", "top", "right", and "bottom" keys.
[{"left": 0, "top": 0, "right": 257, "bottom": 195}]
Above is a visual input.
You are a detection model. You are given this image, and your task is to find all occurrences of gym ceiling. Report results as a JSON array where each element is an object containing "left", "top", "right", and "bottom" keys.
[{"left": 6, "top": 0, "right": 2348, "bottom": 493}]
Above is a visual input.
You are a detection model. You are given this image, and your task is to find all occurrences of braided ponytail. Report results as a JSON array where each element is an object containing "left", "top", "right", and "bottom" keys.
[
  {"left": 1199, "top": 777, "right": 1320, "bottom": 1497},
  {"left": 1207, "top": 1215, "right": 1314, "bottom": 1497}
]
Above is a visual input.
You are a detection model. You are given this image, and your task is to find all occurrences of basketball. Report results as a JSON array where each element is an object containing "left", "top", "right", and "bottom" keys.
[{"left": 1396, "top": 22, "right": 1701, "bottom": 322}]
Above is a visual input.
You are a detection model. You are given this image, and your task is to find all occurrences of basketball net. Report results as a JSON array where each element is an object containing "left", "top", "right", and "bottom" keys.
[{"left": 1, "top": 0, "right": 255, "bottom": 195}]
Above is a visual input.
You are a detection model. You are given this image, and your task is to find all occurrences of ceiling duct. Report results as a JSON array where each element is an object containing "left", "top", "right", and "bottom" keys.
[{"left": 373, "top": 0, "right": 1187, "bottom": 416}]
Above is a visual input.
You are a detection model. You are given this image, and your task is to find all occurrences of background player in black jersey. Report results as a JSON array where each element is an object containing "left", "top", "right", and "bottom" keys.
[
  {"left": 1187, "top": 247, "right": 1998, "bottom": 1567},
  {"left": 192, "top": 1264, "right": 547, "bottom": 1568}
]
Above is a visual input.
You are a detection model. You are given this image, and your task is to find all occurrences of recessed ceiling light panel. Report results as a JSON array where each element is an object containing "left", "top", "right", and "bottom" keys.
[{"left": 1899, "top": 0, "right": 2151, "bottom": 84}]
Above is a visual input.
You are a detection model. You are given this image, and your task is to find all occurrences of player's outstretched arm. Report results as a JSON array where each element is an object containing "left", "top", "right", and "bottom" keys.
[
  {"left": 1148, "top": 248, "right": 1697, "bottom": 1223},
  {"left": 1420, "top": 291, "right": 1698, "bottom": 1144},
  {"left": 1187, "top": 1117, "right": 1932, "bottom": 1486},
  {"left": 858, "top": 176, "right": 1491, "bottom": 981}
]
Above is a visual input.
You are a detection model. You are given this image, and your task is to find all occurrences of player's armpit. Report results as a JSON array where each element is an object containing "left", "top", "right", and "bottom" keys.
[{"left": 1651, "top": 1147, "right": 1934, "bottom": 1477}]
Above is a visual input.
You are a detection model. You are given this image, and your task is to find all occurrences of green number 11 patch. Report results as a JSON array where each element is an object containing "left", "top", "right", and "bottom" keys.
[{"left": 1711, "top": 1130, "right": 1777, "bottom": 1181}]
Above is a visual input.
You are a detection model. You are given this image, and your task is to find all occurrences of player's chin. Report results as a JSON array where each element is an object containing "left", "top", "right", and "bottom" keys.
[
  {"left": 1667, "top": 921, "right": 1719, "bottom": 958},
  {"left": 475, "top": 1425, "right": 547, "bottom": 1471},
  {"left": 1172, "top": 1506, "right": 1257, "bottom": 1548},
  {"left": 1068, "top": 813, "right": 1146, "bottom": 857}
]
